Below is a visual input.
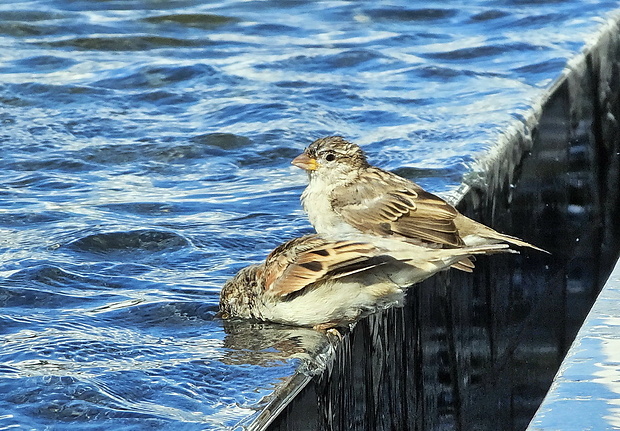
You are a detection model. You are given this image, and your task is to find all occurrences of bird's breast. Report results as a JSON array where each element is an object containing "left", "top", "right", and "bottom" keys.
[
  {"left": 258, "top": 277, "right": 403, "bottom": 327},
  {"left": 301, "top": 183, "right": 359, "bottom": 236},
  {"left": 301, "top": 182, "right": 351, "bottom": 236}
]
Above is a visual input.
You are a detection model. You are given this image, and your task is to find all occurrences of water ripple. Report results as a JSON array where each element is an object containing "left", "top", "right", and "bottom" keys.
[
  {"left": 142, "top": 13, "right": 241, "bottom": 29},
  {"left": 0, "top": 0, "right": 617, "bottom": 428}
]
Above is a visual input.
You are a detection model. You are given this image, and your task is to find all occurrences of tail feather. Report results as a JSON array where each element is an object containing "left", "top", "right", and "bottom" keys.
[
  {"left": 455, "top": 215, "right": 549, "bottom": 254},
  {"left": 387, "top": 243, "right": 516, "bottom": 283},
  {"left": 441, "top": 243, "right": 516, "bottom": 272},
  {"left": 455, "top": 243, "right": 515, "bottom": 255},
  {"left": 451, "top": 258, "right": 475, "bottom": 273},
  {"left": 487, "top": 232, "right": 549, "bottom": 254},
  {"left": 399, "top": 243, "right": 515, "bottom": 269}
]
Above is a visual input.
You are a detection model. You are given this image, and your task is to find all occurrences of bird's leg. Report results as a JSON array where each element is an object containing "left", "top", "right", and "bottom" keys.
[
  {"left": 312, "top": 322, "right": 345, "bottom": 340},
  {"left": 326, "top": 328, "right": 343, "bottom": 340}
]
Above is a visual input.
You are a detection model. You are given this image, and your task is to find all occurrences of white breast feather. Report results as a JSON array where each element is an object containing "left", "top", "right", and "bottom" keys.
[
  {"left": 301, "top": 175, "right": 361, "bottom": 237},
  {"left": 258, "top": 277, "right": 403, "bottom": 327}
]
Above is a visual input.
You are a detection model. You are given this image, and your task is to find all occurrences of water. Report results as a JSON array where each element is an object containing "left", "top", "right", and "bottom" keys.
[
  {"left": 528, "top": 260, "right": 620, "bottom": 431},
  {"left": 1, "top": 1, "right": 619, "bottom": 429}
]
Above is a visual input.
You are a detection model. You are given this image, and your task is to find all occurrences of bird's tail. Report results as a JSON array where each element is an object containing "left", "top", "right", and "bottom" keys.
[
  {"left": 455, "top": 215, "right": 549, "bottom": 254},
  {"left": 446, "top": 243, "right": 516, "bottom": 273},
  {"left": 392, "top": 243, "right": 515, "bottom": 273},
  {"left": 482, "top": 231, "right": 549, "bottom": 254},
  {"left": 374, "top": 243, "right": 515, "bottom": 284}
]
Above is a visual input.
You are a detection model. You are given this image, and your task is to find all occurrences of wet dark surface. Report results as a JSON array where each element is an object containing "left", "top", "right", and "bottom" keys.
[{"left": 2, "top": 1, "right": 620, "bottom": 429}]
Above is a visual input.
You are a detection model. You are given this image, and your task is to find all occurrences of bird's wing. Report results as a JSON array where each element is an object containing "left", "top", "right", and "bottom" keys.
[
  {"left": 331, "top": 167, "right": 465, "bottom": 247},
  {"left": 263, "top": 236, "right": 383, "bottom": 297}
]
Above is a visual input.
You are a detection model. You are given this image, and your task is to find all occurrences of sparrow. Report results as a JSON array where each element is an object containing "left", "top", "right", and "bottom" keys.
[
  {"left": 219, "top": 234, "right": 512, "bottom": 330},
  {"left": 292, "top": 136, "right": 547, "bottom": 253}
]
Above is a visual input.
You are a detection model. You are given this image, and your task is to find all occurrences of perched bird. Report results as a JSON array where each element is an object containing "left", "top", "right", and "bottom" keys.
[
  {"left": 219, "top": 234, "right": 511, "bottom": 329},
  {"left": 292, "top": 136, "right": 547, "bottom": 252}
]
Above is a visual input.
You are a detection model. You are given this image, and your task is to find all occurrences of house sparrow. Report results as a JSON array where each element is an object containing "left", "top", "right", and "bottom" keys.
[
  {"left": 219, "top": 234, "right": 511, "bottom": 329},
  {"left": 292, "top": 136, "right": 547, "bottom": 252}
]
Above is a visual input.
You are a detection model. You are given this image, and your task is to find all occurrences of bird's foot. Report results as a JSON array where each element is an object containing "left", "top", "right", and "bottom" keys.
[{"left": 312, "top": 323, "right": 345, "bottom": 340}]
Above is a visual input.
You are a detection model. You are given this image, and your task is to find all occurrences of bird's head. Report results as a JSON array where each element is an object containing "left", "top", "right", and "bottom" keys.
[
  {"left": 291, "top": 136, "right": 369, "bottom": 182},
  {"left": 219, "top": 264, "right": 263, "bottom": 320}
]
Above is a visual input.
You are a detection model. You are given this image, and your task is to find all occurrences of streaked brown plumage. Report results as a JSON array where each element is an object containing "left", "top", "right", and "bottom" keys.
[
  {"left": 219, "top": 234, "right": 512, "bottom": 329},
  {"left": 292, "top": 136, "right": 547, "bottom": 253}
]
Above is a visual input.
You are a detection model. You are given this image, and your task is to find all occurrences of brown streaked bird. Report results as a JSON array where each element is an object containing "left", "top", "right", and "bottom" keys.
[
  {"left": 219, "top": 234, "right": 512, "bottom": 329},
  {"left": 292, "top": 136, "right": 547, "bottom": 253}
]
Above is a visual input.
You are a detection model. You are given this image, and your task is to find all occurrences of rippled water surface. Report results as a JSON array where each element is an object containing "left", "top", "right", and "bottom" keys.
[{"left": 1, "top": 0, "right": 619, "bottom": 429}]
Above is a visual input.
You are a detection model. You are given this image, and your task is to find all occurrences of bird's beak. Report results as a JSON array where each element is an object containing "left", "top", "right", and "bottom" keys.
[{"left": 291, "top": 153, "right": 318, "bottom": 171}]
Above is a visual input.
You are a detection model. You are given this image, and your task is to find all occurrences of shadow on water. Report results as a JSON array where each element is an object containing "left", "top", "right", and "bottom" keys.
[{"left": 267, "top": 18, "right": 620, "bottom": 431}]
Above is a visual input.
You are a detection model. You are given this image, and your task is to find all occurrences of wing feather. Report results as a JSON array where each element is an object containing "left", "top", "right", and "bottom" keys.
[
  {"left": 263, "top": 236, "right": 382, "bottom": 298},
  {"left": 331, "top": 168, "right": 464, "bottom": 247}
]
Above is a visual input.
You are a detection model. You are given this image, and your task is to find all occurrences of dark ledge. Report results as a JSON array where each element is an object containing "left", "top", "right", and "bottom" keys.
[{"left": 247, "top": 15, "right": 620, "bottom": 431}]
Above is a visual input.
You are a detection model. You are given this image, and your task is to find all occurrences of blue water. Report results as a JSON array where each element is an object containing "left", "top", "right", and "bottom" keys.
[{"left": 1, "top": 1, "right": 618, "bottom": 429}]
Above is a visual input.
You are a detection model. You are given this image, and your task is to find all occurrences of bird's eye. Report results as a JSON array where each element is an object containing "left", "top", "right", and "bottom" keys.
[{"left": 325, "top": 153, "right": 336, "bottom": 162}]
